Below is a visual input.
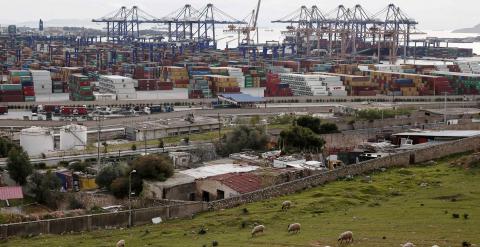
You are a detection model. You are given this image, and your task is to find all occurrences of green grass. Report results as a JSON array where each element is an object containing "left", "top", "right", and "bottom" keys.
[{"left": 3, "top": 156, "right": 480, "bottom": 247}]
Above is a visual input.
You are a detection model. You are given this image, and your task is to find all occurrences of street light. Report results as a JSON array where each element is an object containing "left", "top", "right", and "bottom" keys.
[
  {"left": 143, "top": 125, "right": 147, "bottom": 155},
  {"left": 128, "top": 169, "right": 137, "bottom": 227}
]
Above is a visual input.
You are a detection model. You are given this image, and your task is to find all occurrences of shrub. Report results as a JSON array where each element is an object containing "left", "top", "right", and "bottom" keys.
[{"left": 132, "top": 154, "right": 174, "bottom": 181}]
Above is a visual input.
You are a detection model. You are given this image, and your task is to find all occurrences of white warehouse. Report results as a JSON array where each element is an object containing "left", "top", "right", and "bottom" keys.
[{"left": 98, "top": 75, "right": 137, "bottom": 100}]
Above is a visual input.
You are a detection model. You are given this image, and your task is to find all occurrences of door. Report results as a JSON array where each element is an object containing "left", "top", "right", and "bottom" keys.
[{"left": 202, "top": 191, "right": 210, "bottom": 202}]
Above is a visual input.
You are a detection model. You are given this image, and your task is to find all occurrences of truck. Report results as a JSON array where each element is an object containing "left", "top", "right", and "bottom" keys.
[
  {"left": 0, "top": 106, "right": 8, "bottom": 115},
  {"left": 60, "top": 105, "right": 88, "bottom": 116}
]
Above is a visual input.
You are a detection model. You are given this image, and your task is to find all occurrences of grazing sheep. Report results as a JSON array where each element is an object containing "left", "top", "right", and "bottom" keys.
[
  {"left": 432, "top": 245, "right": 440, "bottom": 247},
  {"left": 282, "top": 201, "right": 292, "bottom": 211},
  {"left": 251, "top": 225, "right": 265, "bottom": 237},
  {"left": 287, "top": 223, "right": 301, "bottom": 234},
  {"left": 337, "top": 231, "right": 353, "bottom": 244},
  {"left": 116, "top": 240, "right": 125, "bottom": 247},
  {"left": 401, "top": 242, "right": 415, "bottom": 247}
]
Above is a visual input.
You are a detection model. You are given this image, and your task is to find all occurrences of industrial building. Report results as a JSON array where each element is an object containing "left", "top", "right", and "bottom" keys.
[{"left": 125, "top": 115, "right": 220, "bottom": 141}]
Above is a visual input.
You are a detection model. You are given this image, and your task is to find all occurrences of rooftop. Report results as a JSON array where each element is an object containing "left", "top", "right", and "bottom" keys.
[
  {"left": 0, "top": 186, "right": 23, "bottom": 200},
  {"left": 393, "top": 130, "right": 480, "bottom": 138},
  {"left": 146, "top": 173, "right": 195, "bottom": 188},
  {"left": 179, "top": 163, "right": 259, "bottom": 179},
  {"left": 131, "top": 115, "right": 219, "bottom": 131},
  {"left": 208, "top": 173, "right": 262, "bottom": 194},
  {"left": 218, "top": 93, "right": 265, "bottom": 104}
]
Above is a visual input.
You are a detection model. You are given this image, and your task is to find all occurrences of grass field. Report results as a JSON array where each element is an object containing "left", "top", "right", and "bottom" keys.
[{"left": 3, "top": 154, "right": 480, "bottom": 247}]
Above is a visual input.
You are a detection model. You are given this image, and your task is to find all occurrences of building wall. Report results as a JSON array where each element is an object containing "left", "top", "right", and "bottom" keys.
[
  {"left": 143, "top": 181, "right": 196, "bottom": 201},
  {"left": 195, "top": 180, "right": 239, "bottom": 201}
]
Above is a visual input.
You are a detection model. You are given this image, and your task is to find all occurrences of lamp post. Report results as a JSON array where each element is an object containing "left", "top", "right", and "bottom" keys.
[
  {"left": 143, "top": 125, "right": 147, "bottom": 155},
  {"left": 128, "top": 169, "right": 137, "bottom": 227}
]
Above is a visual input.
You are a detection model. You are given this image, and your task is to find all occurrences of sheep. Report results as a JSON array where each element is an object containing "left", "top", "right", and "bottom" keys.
[
  {"left": 287, "top": 223, "right": 301, "bottom": 234},
  {"left": 337, "top": 231, "right": 353, "bottom": 244},
  {"left": 432, "top": 245, "right": 440, "bottom": 247},
  {"left": 282, "top": 201, "right": 292, "bottom": 211},
  {"left": 251, "top": 225, "right": 265, "bottom": 237},
  {"left": 401, "top": 242, "right": 415, "bottom": 247},
  {"left": 116, "top": 240, "right": 125, "bottom": 247}
]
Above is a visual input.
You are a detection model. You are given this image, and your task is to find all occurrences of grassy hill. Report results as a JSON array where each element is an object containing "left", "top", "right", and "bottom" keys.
[{"left": 2, "top": 153, "right": 480, "bottom": 247}]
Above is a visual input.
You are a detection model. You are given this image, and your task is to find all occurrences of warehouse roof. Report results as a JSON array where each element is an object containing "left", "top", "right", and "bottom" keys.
[
  {"left": 180, "top": 164, "right": 259, "bottom": 179},
  {"left": 207, "top": 173, "right": 262, "bottom": 194},
  {"left": 218, "top": 93, "right": 265, "bottom": 104},
  {"left": 393, "top": 130, "right": 480, "bottom": 138}
]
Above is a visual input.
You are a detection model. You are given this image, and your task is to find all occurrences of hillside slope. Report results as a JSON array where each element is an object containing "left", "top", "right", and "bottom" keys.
[{"left": 2, "top": 154, "right": 480, "bottom": 247}]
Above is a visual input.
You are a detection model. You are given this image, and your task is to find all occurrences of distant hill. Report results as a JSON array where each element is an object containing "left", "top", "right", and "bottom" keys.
[{"left": 453, "top": 23, "right": 480, "bottom": 33}]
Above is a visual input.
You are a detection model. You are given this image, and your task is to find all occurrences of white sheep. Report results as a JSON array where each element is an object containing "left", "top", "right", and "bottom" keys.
[
  {"left": 432, "top": 245, "right": 440, "bottom": 247},
  {"left": 338, "top": 231, "right": 353, "bottom": 244},
  {"left": 116, "top": 239, "right": 125, "bottom": 247},
  {"left": 251, "top": 224, "right": 265, "bottom": 237},
  {"left": 401, "top": 242, "right": 415, "bottom": 247},
  {"left": 287, "top": 223, "right": 301, "bottom": 234},
  {"left": 282, "top": 201, "right": 292, "bottom": 211}
]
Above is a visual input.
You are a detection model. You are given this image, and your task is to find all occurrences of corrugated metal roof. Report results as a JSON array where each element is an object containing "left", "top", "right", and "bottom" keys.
[
  {"left": 180, "top": 164, "right": 259, "bottom": 179},
  {"left": 208, "top": 173, "right": 262, "bottom": 194},
  {"left": 218, "top": 93, "right": 265, "bottom": 103},
  {"left": 0, "top": 186, "right": 23, "bottom": 200},
  {"left": 393, "top": 130, "right": 480, "bottom": 138}
]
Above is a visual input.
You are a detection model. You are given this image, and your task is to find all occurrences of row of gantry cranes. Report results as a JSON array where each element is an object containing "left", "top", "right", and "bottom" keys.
[{"left": 2, "top": 2, "right": 421, "bottom": 64}]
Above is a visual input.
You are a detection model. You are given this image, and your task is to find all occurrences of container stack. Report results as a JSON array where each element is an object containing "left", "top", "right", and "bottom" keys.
[
  {"left": 315, "top": 72, "right": 375, "bottom": 96},
  {"left": 431, "top": 71, "right": 480, "bottom": 95},
  {"left": 203, "top": 75, "right": 240, "bottom": 96},
  {"left": 160, "top": 66, "right": 189, "bottom": 88},
  {"left": 98, "top": 75, "right": 136, "bottom": 100},
  {"left": 456, "top": 62, "right": 480, "bottom": 74},
  {"left": 279, "top": 74, "right": 327, "bottom": 96},
  {"left": 31, "top": 70, "right": 53, "bottom": 95},
  {"left": 0, "top": 84, "right": 24, "bottom": 102},
  {"left": 60, "top": 67, "right": 83, "bottom": 93},
  {"left": 264, "top": 73, "right": 293, "bottom": 97},
  {"left": 188, "top": 77, "right": 213, "bottom": 99},
  {"left": 69, "top": 74, "right": 95, "bottom": 101}
]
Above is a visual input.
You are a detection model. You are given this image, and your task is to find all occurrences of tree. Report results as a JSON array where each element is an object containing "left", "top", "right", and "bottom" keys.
[
  {"left": 0, "top": 137, "right": 20, "bottom": 158},
  {"left": 110, "top": 175, "right": 143, "bottom": 199},
  {"left": 30, "top": 171, "right": 62, "bottom": 209},
  {"left": 96, "top": 165, "right": 123, "bottom": 190},
  {"left": 296, "top": 116, "right": 322, "bottom": 134},
  {"left": 7, "top": 148, "right": 33, "bottom": 185},
  {"left": 279, "top": 126, "right": 325, "bottom": 154},
  {"left": 218, "top": 125, "right": 269, "bottom": 156},
  {"left": 250, "top": 115, "right": 261, "bottom": 126},
  {"left": 69, "top": 161, "right": 90, "bottom": 172},
  {"left": 131, "top": 144, "right": 137, "bottom": 151},
  {"left": 132, "top": 154, "right": 174, "bottom": 181},
  {"left": 158, "top": 139, "right": 165, "bottom": 149},
  {"left": 319, "top": 123, "right": 340, "bottom": 134}
]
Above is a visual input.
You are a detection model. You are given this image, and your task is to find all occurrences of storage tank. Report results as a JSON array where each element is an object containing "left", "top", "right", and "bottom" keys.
[
  {"left": 60, "top": 124, "right": 88, "bottom": 151},
  {"left": 20, "top": 126, "right": 54, "bottom": 156}
]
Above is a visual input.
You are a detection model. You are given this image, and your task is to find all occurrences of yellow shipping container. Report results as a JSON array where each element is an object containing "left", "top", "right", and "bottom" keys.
[{"left": 79, "top": 177, "right": 98, "bottom": 190}]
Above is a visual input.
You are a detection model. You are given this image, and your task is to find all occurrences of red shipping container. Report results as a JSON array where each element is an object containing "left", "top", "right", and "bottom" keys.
[{"left": 1, "top": 95, "right": 24, "bottom": 102}]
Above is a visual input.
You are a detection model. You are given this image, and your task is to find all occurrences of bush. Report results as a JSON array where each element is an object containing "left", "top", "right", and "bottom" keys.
[
  {"left": 296, "top": 115, "right": 321, "bottom": 134},
  {"left": 34, "top": 163, "right": 47, "bottom": 169},
  {"left": 131, "top": 144, "right": 137, "bottom": 151},
  {"left": 7, "top": 148, "right": 33, "bottom": 185},
  {"left": 217, "top": 125, "right": 269, "bottom": 156},
  {"left": 95, "top": 165, "right": 124, "bottom": 190},
  {"left": 58, "top": 161, "right": 69, "bottom": 167},
  {"left": 319, "top": 123, "right": 340, "bottom": 134},
  {"left": 133, "top": 154, "right": 174, "bottom": 181},
  {"left": 29, "top": 171, "right": 62, "bottom": 209},
  {"left": 110, "top": 176, "right": 143, "bottom": 199},
  {"left": 279, "top": 126, "right": 325, "bottom": 154},
  {"left": 69, "top": 162, "right": 90, "bottom": 172}
]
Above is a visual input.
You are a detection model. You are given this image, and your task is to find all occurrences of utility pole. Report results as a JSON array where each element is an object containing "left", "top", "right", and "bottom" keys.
[
  {"left": 217, "top": 113, "right": 221, "bottom": 140},
  {"left": 96, "top": 115, "right": 102, "bottom": 168},
  {"left": 444, "top": 92, "right": 447, "bottom": 125}
]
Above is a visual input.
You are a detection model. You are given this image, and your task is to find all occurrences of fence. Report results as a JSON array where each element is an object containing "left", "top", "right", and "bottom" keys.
[
  {"left": 2, "top": 134, "right": 480, "bottom": 238},
  {"left": 0, "top": 202, "right": 207, "bottom": 239}
]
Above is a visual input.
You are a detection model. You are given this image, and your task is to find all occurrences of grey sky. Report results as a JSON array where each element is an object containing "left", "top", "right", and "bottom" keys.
[{"left": 0, "top": 0, "right": 477, "bottom": 30}]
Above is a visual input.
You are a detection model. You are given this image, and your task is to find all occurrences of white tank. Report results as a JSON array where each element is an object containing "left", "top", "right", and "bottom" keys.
[
  {"left": 20, "top": 126, "right": 54, "bottom": 156},
  {"left": 60, "top": 124, "right": 88, "bottom": 151}
]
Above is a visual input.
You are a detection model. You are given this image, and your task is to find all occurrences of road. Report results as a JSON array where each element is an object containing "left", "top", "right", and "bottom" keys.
[{"left": 0, "top": 145, "right": 201, "bottom": 167}]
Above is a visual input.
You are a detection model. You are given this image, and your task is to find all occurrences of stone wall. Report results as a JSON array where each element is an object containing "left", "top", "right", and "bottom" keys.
[
  {"left": 0, "top": 202, "right": 206, "bottom": 239},
  {"left": 209, "top": 135, "right": 480, "bottom": 210}
]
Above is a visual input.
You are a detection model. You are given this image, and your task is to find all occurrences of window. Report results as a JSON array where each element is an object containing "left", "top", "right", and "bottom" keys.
[
  {"left": 202, "top": 191, "right": 210, "bottom": 202},
  {"left": 189, "top": 193, "right": 196, "bottom": 201},
  {"left": 217, "top": 190, "right": 225, "bottom": 200}
]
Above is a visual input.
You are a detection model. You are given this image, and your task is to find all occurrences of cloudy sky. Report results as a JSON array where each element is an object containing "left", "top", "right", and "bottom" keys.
[{"left": 0, "top": 0, "right": 478, "bottom": 30}]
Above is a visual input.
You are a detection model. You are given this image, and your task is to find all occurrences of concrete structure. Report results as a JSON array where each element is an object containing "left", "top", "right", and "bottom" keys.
[
  {"left": 125, "top": 115, "right": 220, "bottom": 141},
  {"left": 143, "top": 173, "right": 196, "bottom": 201},
  {"left": 179, "top": 163, "right": 259, "bottom": 179},
  {"left": 169, "top": 152, "right": 192, "bottom": 169},
  {"left": 273, "top": 156, "right": 306, "bottom": 169},
  {"left": 392, "top": 130, "right": 480, "bottom": 144},
  {"left": 98, "top": 75, "right": 137, "bottom": 100},
  {"left": 59, "top": 124, "right": 88, "bottom": 151},
  {"left": 19, "top": 126, "right": 54, "bottom": 156},
  {"left": 196, "top": 173, "right": 262, "bottom": 201}
]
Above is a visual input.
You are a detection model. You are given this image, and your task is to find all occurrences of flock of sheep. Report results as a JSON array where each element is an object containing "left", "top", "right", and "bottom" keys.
[{"left": 115, "top": 200, "right": 453, "bottom": 247}]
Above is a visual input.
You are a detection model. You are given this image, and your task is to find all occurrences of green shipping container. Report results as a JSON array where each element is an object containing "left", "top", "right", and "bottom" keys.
[
  {"left": 24, "top": 96, "right": 36, "bottom": 102},
  {"left": 0, "top": 84, "right": 23, "bottom": 91}
]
